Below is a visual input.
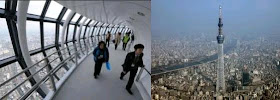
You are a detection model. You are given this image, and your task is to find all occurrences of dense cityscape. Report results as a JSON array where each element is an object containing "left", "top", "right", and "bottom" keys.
[{"left": 151, "top": 32, "right": 280, "bottom": 99}]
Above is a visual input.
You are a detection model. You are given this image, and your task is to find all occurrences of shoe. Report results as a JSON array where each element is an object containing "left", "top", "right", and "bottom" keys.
[
  {"left": 94, "top": 75, "right": 98, "bottom": 79},
  {"left": 126, "top": 88, "right": 133, "bottom": 95},
  {"left": 120, "top": 76, "right": 123, "bottom": 80}
]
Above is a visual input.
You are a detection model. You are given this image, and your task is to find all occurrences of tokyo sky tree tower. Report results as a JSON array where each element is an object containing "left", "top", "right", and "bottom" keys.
[{"left": 216, "top": 5, "right": 225, "bottom": 94}]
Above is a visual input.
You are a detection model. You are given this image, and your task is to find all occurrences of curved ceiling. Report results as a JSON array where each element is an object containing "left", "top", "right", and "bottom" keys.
[{"left": 56, "top": 0, "right": 150, "bottom": 27}]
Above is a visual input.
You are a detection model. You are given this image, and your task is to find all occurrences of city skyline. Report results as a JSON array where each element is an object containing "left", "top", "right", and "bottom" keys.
[{"left": 152, "top": 0, "right": 280, "bottom": 99}]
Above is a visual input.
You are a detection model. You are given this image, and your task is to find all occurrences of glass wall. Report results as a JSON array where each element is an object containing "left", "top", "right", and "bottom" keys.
[
  {"left": 0, "top": 1, "right": 129, "bottom": 99},
  {"left": 44, "top": 22, "right": 56, "bottom": 46},
  {"left": 0, "top": 18, "right": 14, "bottom": 60},
  {"left": 27, "top": 1, "right": 45, "bottom": 15},
  {"left": 45, "top": 1, "right": 63, "bottom": 19},
  {"left": 0, "top": 1, "right": 5, "bottom": 8}
]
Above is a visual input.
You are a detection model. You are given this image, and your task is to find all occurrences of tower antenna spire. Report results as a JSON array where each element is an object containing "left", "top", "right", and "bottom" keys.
[{"left": 216, "top": 4, "right": 225, "bottom": 96}]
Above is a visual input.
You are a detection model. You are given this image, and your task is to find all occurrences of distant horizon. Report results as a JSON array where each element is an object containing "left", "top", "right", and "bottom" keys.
[{"left": 152, "top": 0, "right": 280, "bottom": 35}]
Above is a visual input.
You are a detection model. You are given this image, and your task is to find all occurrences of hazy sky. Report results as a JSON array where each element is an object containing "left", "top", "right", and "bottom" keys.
[{"left": 152, "top": 0, "right": 280, "bottom": 35}]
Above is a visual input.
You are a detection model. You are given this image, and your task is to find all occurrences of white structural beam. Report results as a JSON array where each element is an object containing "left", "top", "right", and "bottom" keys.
[
  {"left": 86, "top": 23, "right": 94, "bottom": 51},
  {"left": 17, "top": 0, "right": 49, "bottom": 94},
  {"left": 61, "top": 11, "right": 75, "bottom": 58},
  {"left": 76, "top": 18, "right": 88, "bottom": 52}
]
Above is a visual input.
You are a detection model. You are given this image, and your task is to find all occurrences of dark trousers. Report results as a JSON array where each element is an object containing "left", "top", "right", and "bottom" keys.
[
  {"left": 121, "top": 68, "right": 138, "bottom": 89},
  {"left": 123, "top": 43, "right": 128, "bottom": 50},
  {"left": 106, "top": 39, "right": 110, "bottom": 47},
  {"left": 94, "top": 60, "right": 104, "bottom": 76},
  {"left": 115, "top": 43, "right": 118, "bottom": 50}
]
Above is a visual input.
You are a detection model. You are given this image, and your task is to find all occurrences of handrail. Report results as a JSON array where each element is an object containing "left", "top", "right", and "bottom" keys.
[
  {"left": 20, "top": 51, "right": 77, "bottom": 100},
  {"left": 142, "top": 67, "right": 151, "bottom": 75},
  {"left": 0, "top": 47, "right": 77, "bottom": 99},
  {"left": 0, "top": 45, "right": 75, "bottom": 88},
  {"left": 136, "top": 66, "right": 151, "bottom": 82},
  {"left": 0, "top": 43, "right": 92, "bottom": 99}
]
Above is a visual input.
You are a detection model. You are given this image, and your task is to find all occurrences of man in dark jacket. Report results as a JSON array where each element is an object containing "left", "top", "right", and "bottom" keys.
[
  {"left": 120, "top": 44, "right": 145, "bottom": 95},
  {"left": 93, "top": 41, "right": 109, "bottom": 79}
]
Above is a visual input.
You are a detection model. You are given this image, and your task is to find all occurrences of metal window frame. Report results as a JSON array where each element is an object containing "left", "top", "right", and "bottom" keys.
[
  {"left": 65, "top": 13, "right": 75, "bottom": 57},
  {"left": 4, "top": 0, "right": 46, "bottom": 97},
  {"left": 39, "top": 0, "right": 60, "bottom": 80},
  {"left": 97, "top": 23, "right": 105, "bottom": 41},
  {"left": 115, "top": 26, "right": 120, "bottom": 34},
  {"left": 72, "top": 16, "right": 83, "bottom": 58},
  {"left": 90, "top": 22, "right": 99, "bottom": 45},
  {"left": 55, "top": 7, "right": 69, "bottom": 70},
  {"left": 120, "top": 27, "right": 125, "bottom": 34},
  {"left": 78, "top": 17, "right": 88, "bottom": 55},
  {"left": 82, "top": 19, "right": 92, "bottom": 49},
  {"left": 110, "top": 25, "right": 116, "bottom": 32}
]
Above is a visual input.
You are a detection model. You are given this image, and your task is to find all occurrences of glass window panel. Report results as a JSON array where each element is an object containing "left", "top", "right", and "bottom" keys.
[
  {"left": 92, "top": 27, "right": 97, "bottom": 36},
  {"left": 115, "top": 27, "right": 119, "bottom": 34},
  {"left": 87, "top": 26, "right": 92, "bottom": 34},
  {"left": 123, "top": 28, "right": 128, "bottom": 33},
  {"left": 45, "top": 1, "right": 63, "bottom": 19},
  {"left": 0, "top": 18, "right": 15, "bottom": 60},
  {"left": 62, "top": 9, "right": 72, "bottom": 21},
  {"left": 26, "top": 21, "right": 41, "bottom": 51},
  {"left": 105, "top": 27, "right": 111, "bottom": 34},
  {"left": 71, "top": 13, "right": 80, "bottom": 22},
  {"left": 88, "top": 26, "right": 94, "bottom": 37},
  {"left": 30, "top": 53, "right": 48, "bottom": 79},
  {"left": 95, "top": 27, "right": 101, "bottom": 36},
  {"left": 86, "top": 26, "right": 92, "bottom": 37},
  {"left": 79, "top": 17, "right": 86, "bottom": 24},
  {"left": 0, "top": 62, "right": 42, "bottom": 99},
  {"left": 59, "top": 25, "right": 63, "bottom": 43},
  {"left": 26, "top": 90, "right": 43, "bottom": 100},
  {"left": 99, "top": 27, "right": 104, "bottom": 35},
  {"left": 68, "top": 25, "right": 75, "bottom": 41},
  {"left": 84, "top": 19, "right": 90, "bottom": 24},
  {"left": 44, "top": 22, "right": 56, "bottom": 46},
  {"left": 102, "top": 27, "right": 106, "bottom": 35},
  {"left": 79, "top": 26, "right": 84, "bottom": 39},
  {"left": 27, "top": 1, "right": 45, "bottom": 15},
  {"left": 0, "top": 1, "right": 5, "bottom": 8},
  {"left": 107, "top": 27, "right": 112, "bottom": 33},
  {"left": 45, "top": 48, "right": 66, "bottom": 81},
  {"left": 112, "top": 27, "right": 117, "bottom": 34},
  {"left": 114, "top": 28, "right": 119, "bottom": 34},
  {"left": 118, "top": 27, "right": 123, "bottom": 33}
]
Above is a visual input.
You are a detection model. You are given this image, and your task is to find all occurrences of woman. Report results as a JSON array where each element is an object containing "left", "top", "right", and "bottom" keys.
[
  {"left": 93, "top": 41, "right": 109, "bottom": 79},
  {"left": 115, "top": 32, "right": 121, "bottom": 50}
]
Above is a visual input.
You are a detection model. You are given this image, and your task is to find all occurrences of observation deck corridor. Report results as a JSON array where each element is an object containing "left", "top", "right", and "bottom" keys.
[{"left": 52, "top": 44, "right": 142, "bottom": 100}]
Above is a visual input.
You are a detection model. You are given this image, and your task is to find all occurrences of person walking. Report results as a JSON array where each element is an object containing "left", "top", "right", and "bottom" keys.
[
  {"left": 120, "top": 44, "right": 145, "bottom": 95},
  {"left": 131, "top": 33, "right": 134, "bottom": 43},
  {"left": 126, "top": 33, "right": 135, "bottom": 52},
  {"left": 106, "top": 32, "right": 111, "bottom": 47},
  {"left": 122, "top": 32, "right": 130, "bottom": 51},
  {"left": 93, "top": 41, "right": 109, "bottom": 79},
  {"left": 115, "top": 32, "right": 121, "bottom": 50}
]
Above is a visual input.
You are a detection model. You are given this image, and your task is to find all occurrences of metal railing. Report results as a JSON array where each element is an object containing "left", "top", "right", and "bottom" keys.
[
  {"left": 136, "top": 66, "right": 151, "bottom": 82},
  {"left": 0, "top": 42, "right": 95, "bottom": 100}
]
